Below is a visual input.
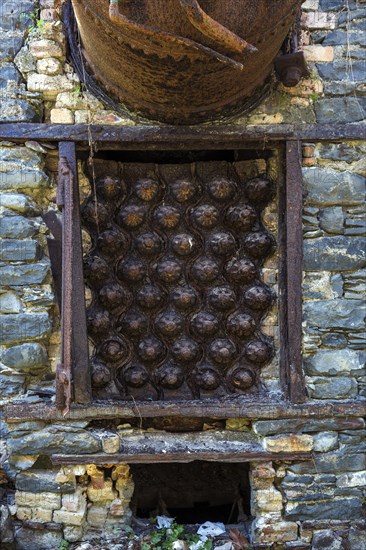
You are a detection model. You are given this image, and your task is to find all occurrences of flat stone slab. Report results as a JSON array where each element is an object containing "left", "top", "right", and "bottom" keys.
[{"left": 51, "top": 430, "right": 312, "bottom": 464}]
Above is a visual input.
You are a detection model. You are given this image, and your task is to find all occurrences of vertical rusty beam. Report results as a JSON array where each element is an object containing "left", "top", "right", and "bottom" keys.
[
  {"left": 283, "top": 141, "right": 306, "bottom": 403},
  {"left": 58, "top": 142, "right": 91, "bottom": 409},
  {"left": 56, "top": 153, "right": 73, "bottom": 413},
  {"left": 278, "top": 145, "right": 289, "bottom": 400}
]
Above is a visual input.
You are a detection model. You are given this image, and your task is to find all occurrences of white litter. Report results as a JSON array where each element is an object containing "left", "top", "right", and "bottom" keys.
[
  {"left": 189, "top": 521, "right": 227, "bottom": 547},
  {"left": 156, "top": 515, "right": 174, "bottom": 529},
  {"left": 215, "top": 543, "right": 234, "bottom": 550},
  {"left": 197, "top": 521, "right": 226, "bottom": 539}
]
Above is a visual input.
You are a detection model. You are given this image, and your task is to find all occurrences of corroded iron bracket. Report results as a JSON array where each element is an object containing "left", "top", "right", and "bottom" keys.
[{"left": 275, "top": 52, "right": 310, "bottom": 87}]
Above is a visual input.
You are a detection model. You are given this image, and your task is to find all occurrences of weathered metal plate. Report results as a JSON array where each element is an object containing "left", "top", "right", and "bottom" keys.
[
  {"left": 81, "top": 160, "right": 276, "bottom": 402},
  {"left": 69, "top": 0, "right": 304, "bottom": 123}
]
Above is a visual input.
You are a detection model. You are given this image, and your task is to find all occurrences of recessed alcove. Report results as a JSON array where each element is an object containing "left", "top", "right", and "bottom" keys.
[{"left": 130, "top": 461, "right": 251, "bottom": 525}]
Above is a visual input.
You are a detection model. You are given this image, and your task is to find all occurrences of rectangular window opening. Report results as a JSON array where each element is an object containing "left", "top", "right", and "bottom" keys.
[{"left": 130, "top": 461, "right": 251, "bottom": 528}]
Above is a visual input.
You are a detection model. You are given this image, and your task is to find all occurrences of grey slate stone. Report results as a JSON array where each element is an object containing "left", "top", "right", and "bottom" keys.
[
  {"left": 0, "top": 168, "right": 48, "bottom": 190},
  {"left": 16, "top": 470, "right": 75, "bottom": 494},
  {"left": 317, "top": 61, "right": 366, "bottom": 81},
  {"left": 0, "top": 144, "right": 43, "bottom": 167},
  {"left": 348, "top": 527, "right": 366, "bottom": 550},
  {"left": 306, "top": 376, "right": 358, "bottom": 399},
  {"left": 304, "top": 236, "right": 366, "bottom": 271},
  {"left": 0, "top": 62, "right": 21, "bottom": 88},
  {"left": 0, "top": 504, "right": 14, "bottom": 544},
  {"left": 330, "top": 274, "right": 343, "bottom": 298},
  {"left": 318, "top": 207, "right": 344, "bottom": 234},
  {"left": 0, "top": 261, "right": 50, "bottom": 286},
  {"left": 321, "top": 333, "right": 348, "bottom": 349},
  {"left": 1, "top": 343, "right": 47, "bottom": 371},
  {"left": 7, "top": 427, "right": 101, "bottom": 455},
  {"left": 312, "top": 530, "right": 343, "bottom": 550},
  {"left": 0, "top": 1, "right": 36, "bottom": 32},
  {"left": 0, "top": 290, "right": 22, "bottom": 313},
  {"left": 315, "top": 450, "right": 366, "bottom": 473},
  {"left": 313, "top": 432, "right": 339, "bottom": 453},
  {"left": 0, "top": 97, "right": 41, "bottom": 122},
  {"left": 0, "top": 312, "right": 51, "bottom": 344},
  {"left": 339, "top": 8, "right": 366, "bottom": 25},
  {"left": 0, "top": 371, "right": 25, "bottom": 396},
  {"left": 0, "top": 193, "right": 39, "bottom": 214},
  {"left": 0, "top": 33, "right": 24, "bottom": 62},
  {"left": 15, "top": 527, "right": 64, "bottom": 550},
  {"left": 303, "top": 299, "right": 365, "bottom": 329},
  {"left": 334, "top": 488, "right": 363, "bottom": 498},
  {"left": 14, "top": 46, "right": 37, "bottom": 75},
  {"left": 324, "top": 80, "right": 366, "bottom": 95},
  {"left": 285, "top": 498, "right": 362, "bottom": 521},
  {"left": 22, "top": 287, "right": 55, "bottom": 308},
  {"left": 0, "top": 145, "right": 45, "bottom": 168},
  {"left": 304, "top": 349, "right": 365, "bottom": 376},
  {"left": 324, "top": 30, "right": 366, "bottom": 46},
  {"left": 6, "top": 421, "right": 46, "bottom": 434},
  {"left": 253, "top": 417, "right": 365, "bottom": 436},
  {"left": 315, "top": 97, "right": 366, "bottom": 124},
  {"left": 348, "top": 49, "right": 366, "bottom": 60},
  {"left": 283, "top": 475, "right": 315, "bottom": 485},
  {"left": 302, "top": 167, "right": 365, "bottom": 206},
  {"left": 351, "top": 19, "right": 366, "bottom": 31},
  {"left": 0, "top": 239, "right": 41, "bottom": 261},
  {"left": 319, "top": 0, "right": 356, "bottom": 9},
  {"left": 0, "top": 214, "right": 40, "bottom": 238}
]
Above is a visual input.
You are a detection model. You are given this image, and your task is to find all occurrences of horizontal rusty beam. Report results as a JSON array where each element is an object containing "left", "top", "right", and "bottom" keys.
[
  {"left": 51, "top": 452, "right": 312, "bottom": 464},
  {"left": 4, "top": 400, "right": 366, "bottom": 422},
  {"left": 0, "top": 123, "right": 364, "bottom": 148}
]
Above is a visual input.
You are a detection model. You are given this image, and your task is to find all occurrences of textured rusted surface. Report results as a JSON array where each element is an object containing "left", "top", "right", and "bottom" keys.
[
  {"left": 81, "top": 160, "right": 276, "bottom": 402},
  {"left": 56, "top": 154, "right": 73, "bottom": 414},
  {"left": 275, "top": 52, "right": 309, "bottom": 87},
  {"left": 6, "top": 401, "right": 366, "bottom": 422},
  {"left": 284, "top": 141, "right": 306, "bottom": 402},
  {"left": 0, "top": 124, "right": 365, "bottom": 145},
  {"left": 69, "top": 0, "right": 304, "bottom": 123},
  {"left": 56, "top": 143, "right": 91, "bottom": 411}
]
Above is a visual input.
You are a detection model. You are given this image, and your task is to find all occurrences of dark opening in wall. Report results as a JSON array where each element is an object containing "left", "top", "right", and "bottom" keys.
[{"left": 130, "top": 462, "right": 250, "bottom": 524}]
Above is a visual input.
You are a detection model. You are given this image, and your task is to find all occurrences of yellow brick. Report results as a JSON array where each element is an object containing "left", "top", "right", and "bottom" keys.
[
  {"left": 264, "top": 434, "right": 314, "bottom": 453},
  {"left": 303, "top": 45, "right": 334, "bottom": 62},
  {"left": 15, "top": 491, "right": 61, "bottom": 510},
  {"left": 50, "top": 108, "right": 75, "bottom": 124}
]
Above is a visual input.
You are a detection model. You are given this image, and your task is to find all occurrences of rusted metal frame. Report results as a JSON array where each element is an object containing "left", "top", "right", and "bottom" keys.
[
  {"left": 36, "top": 140, "right": 352, "bottom": 410},
  {"left": 284, "top": 141, "right": 306, "bottom": 402},
  {"left": 51, "top": 451, "right": 312, "bottom": 465},
  {"left": 5, "top": 400, "right": 366, "bottom": 422},
  {"left": 58, "top": 142, "right": 91, "bottom": 407},
  {"left": 0, "top": 123, "right": 365, "bottom": 146},
  {"left": 43, "top": 211, "right": 63, "bottom": 310},
  {"left": 278, "top": 143, "right": 289, "bottom": 399},
  {"left": 56, "top": 152, "right": 74, "bottom": 413}
]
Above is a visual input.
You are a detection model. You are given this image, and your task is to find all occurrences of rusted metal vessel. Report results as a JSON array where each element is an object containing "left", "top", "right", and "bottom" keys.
[{"left": 70, "top": 0, "right": 305, "bottom": 124}]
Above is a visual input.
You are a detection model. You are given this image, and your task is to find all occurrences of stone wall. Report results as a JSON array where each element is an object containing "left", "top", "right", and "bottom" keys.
[{"left": 0, "top": 0, "right": 365, "bottom": 548}]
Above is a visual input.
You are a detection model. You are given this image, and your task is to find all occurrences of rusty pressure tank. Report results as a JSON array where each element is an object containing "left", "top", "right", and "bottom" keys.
[{"left": 70, "top": 0, "right": 305, "bottom": 124}]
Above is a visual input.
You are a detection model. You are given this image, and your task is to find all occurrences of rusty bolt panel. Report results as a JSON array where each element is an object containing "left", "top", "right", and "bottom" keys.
[{"left": 81, "top": 161, "right": 276, "bottom": 402}]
